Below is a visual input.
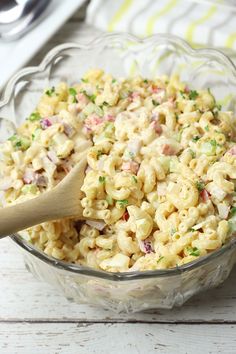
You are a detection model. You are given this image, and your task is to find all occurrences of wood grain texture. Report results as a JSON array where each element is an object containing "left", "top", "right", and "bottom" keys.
[
  {"left": 1, "top": 237, "right": 236, "bottom": 323},
  {"left": 0, "top": 323, "right": 235, "bottom": 354}
]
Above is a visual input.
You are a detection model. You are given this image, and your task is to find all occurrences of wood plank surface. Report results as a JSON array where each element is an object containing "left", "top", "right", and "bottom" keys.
[
  {"left": 1, "top": 237, "right": 236, "bottom": 323},
  {"left": 0, "top": 323, "right": 235, "bottom": 354}
]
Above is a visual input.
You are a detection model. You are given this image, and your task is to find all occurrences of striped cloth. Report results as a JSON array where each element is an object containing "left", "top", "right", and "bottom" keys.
[{"left": 86, "top": 0, "right": 236, "bottom": 53}]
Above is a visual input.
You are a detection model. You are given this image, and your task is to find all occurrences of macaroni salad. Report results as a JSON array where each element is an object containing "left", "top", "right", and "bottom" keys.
[{"left": 1, "top": 69, "right": 236, "bottom": 272}]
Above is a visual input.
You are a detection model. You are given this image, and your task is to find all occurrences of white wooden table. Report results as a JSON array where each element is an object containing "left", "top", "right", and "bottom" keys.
[{"left": 1, "top": 6, "right": 236, "bottom": 354}]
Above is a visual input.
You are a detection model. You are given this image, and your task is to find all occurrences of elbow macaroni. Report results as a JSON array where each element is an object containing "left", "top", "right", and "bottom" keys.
[{"left": 1, "top": 69, "right": 236, "bottom": 272}]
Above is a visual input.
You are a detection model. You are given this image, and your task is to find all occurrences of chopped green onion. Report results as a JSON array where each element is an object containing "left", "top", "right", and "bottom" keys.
[
  {"left": 192, "top": 136, "right": 200, "bottom": 142},
  {"left": 230, "top": 207, "right": 236, "bottom": 217},
  {"left": 187, "top": 247, "right": 200, "bottom": 256},
  {"left": 143, "top": 79, "right": 148, "bottom": 84},
  {"left": 9, "top": 135, "right": 30, "bottom": 151},
  {"left": 81, "top": 78, "right": 88, "bottom": 83},
  {"left": 32, "top": 128, "right": 42, "bottom": 141},
  {"left": 189, "top": 90, "right": 199, "bottom": 100},
  {"left": 210, "top": 139, "right": 217, "bottom": 147},
  {"left": 45, "top": 87, "right": 55, "bottom": 96},
  {"left": 8, "top": 134, "right": 17, "bottom": 142},
  {"left": 81, "top": 90, "right": 96, "bottom": 103},
  {"left": 157, "top": 256, "right": 164, "bottom": 264},
  {"left": 112, "top": 79, "right": 117, "bottom": 84},
  {"left": 196, "top": 181, "right": 205, "bottom": 191},
  {"left": 152, "top": 99, "right": 159, "bottom": 106},
  {"left": 132, "top": 176, "right": 137, "bottom": 183},
  {"left": 204, "top": 125, "right": 209, "bottom": 131},
  {"left": 98, "top": 176, "right": 106, "bottom": 184},
  {"left": 28, "top": 112, "right": 41, "bottom": 121},
  {"left": 189, "top": 149, "right": 196, "bottom": 158},
  {"left": 117, "top": 199, "right": 129, "bottom": 208},
  {"left": 69, "top": 87, "right": 78, "bottom": 103},
  {"left": 188, "top": 228, "right": 195, "bottom": 232},
  {"left": 97, "top": 150, "right": 103, "bottom": 159}
]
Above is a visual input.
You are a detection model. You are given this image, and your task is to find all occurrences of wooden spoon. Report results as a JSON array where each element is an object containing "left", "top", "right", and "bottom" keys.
[{"left": 0, "top": 156, "right": 87, "bottom": 239}]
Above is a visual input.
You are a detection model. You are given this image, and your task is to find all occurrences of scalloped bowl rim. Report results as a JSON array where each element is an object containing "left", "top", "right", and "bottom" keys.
[{"left": 1, "top": 32, "right": 236, "bottom": 281}]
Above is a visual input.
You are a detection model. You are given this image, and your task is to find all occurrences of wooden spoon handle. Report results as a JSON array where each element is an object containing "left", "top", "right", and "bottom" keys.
[{"left": 0, "top": 189, "right": 83, "bottom": 239}]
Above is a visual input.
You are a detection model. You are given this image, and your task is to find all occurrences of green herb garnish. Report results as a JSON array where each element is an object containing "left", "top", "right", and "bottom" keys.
[
  {"left": 81, "top": 90, "right": 97, "bottom": 103},
  {"left": 81, "top": 78, "right": 88, "bottom": 83},
  {"left": 45, "top": 87, "right": 55, "bottom": 97},
  {"left": 117, "top": 199, "right": 129, "bottom": 208},
  {"left": 196, "top": 181, "right": 205, "bottom": 191},
  {"left": 187, "top": 247, "right": 200, "bottom": 256},
  {"left": 189, "top": 90, "right": 199, "bottom": 100},
  {"left": 8, "top": 135, "right": 30, "bottom": 151},
  {"left": 152, "top": 99, "right": 159, "bottom": 106},
  {"left": 209, "top": 139, "right": 217, "bottom": 147},
  {"left": 189, "top": 149, "right": 196, "bottom": 158},
  {"left": 192, "top": 136, "right": 200, "bottom": 142},
  {"left": 112, "top": 79, "right": 117, "bottom": 84},
  {"left": 157, "top": 256, "right": 164, "bottom": 264},
  {"left": 28, "top": 112, "right": 41, "bottom": 121},
  {"left": 32, "top": 128, "right": 41, "bottom": 141},
  {"left": 132, "top": 176, "right": 137, "bottom": 183},
  {"left": 69, "top": 87, "right": 78, "bottom": 103},
  {"left": 97, "top": 150, "right": 103, "bottom": 159},
  {"left": 98, "top": 176, "right": 106, "bottom": 184},
  {"left": 230, "top": 207, "right": 236, "bottom": 217},
  {"left": 204, "top": 125, "right": 209, "bottom": 131}
]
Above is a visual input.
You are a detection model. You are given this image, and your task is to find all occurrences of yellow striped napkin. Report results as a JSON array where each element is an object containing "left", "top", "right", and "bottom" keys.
[{"left": 86, "top": 0, "right": 236, "bottom": 53}]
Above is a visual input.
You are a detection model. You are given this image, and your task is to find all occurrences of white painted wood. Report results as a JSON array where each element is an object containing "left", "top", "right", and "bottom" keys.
[
  {"left": 1, "top": 237, "right": 236, "bottom": 323},
  {"left": 0, "top": 323, "right": 235, "bottom": 354}
]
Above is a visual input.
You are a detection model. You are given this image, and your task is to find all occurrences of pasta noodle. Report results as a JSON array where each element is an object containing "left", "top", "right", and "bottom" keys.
[{"left": 1, "top": 69, "right": 236, "bottom": 272}]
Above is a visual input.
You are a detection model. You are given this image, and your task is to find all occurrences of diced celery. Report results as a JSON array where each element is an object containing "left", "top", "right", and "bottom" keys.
[
  {"left": 229, "top": 216, "right": 236, "bottom": 236},
  {"left": 21, "top": 184, "right": 38, "bottom": 194},
  {"left": 169, "top": 157, "right": 179, "bottom": 173},
  {"left": 106, "top": 195, "right": 113, "bottom": 206},
  {"left": 9, "top": 135, "right": 30, "bottom": 151},
  {"left": 32, "top": 128, "right": 42, "bottom": 141},
  {"left": 200, "top": 141, "right": 216, "bottom": 156},
  {"left": 157, "top": 156, "right": 170, "bottom": 173},
  {"left": 83, "top": 103, "right": 103, "bottom": 116}
]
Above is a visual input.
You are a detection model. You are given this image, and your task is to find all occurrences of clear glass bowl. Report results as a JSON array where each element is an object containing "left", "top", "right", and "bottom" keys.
[{"left": 1, "top": 33, "right": 236, "bottom": 313}]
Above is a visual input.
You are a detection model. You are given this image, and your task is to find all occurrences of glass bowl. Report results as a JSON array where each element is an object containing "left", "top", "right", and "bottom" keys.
[{"left": 1, "top": 33, "right": 236, "bottom": 314}]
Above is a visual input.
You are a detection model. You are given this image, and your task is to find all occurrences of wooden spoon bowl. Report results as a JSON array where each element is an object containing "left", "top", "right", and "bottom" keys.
[{"left": 0, "top": 156, "right": 87, "bottom": 239}]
